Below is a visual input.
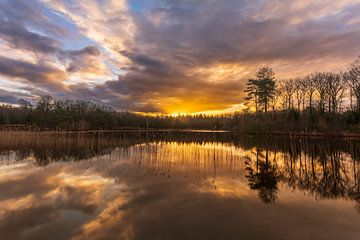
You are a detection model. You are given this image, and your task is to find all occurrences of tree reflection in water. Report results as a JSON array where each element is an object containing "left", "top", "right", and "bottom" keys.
[
  {"left": 0, "top": 131, "right": 360, "bottom": 206},
  {"left": 245, "top": 147, "right": 279, "bottom": 204}
]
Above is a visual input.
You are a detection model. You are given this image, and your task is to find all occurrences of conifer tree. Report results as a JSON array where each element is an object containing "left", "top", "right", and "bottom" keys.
[{"left": 244, "top": 67, "right": 276, "bottom": 113}]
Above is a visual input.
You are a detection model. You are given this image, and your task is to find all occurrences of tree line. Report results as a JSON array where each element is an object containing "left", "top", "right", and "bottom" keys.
[
  {"left": 1, "top": 56, "right": 360, "bottom": 132},
  {"left": 244, "top": 56, "right": 360, "bottom": 115},
  {"left": 0, "top": 97, "right": 232, "bottom": 131},
  {"left": 240, "top": 56, "right": 360, "bottom": 133}
]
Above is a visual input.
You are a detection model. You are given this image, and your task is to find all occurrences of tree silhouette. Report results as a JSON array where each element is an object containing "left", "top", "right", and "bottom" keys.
[
  {"left": 246, "top": 148, "right": 279, "bottom": 204},
  {"left": 244, "top": 67, "right": 276, "bottom": 113}
]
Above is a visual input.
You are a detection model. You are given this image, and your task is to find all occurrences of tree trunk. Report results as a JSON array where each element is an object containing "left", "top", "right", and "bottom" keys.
[{"left": 265, "top": 101, "right": 268, "bottom": 113}]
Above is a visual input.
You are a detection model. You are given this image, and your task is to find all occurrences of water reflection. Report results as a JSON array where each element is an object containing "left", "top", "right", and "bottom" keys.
[{"left": 0, "top": 132, "right": 360, "bottom": 239}]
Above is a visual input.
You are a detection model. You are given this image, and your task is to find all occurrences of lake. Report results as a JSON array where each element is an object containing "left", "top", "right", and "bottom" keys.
[{"left": 0, "top": 131, "right": 360, "bottom": 240}]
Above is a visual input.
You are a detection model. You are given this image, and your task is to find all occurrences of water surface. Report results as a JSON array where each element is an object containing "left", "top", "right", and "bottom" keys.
[{"left": 0, "top": 132, "right": 360, "bottom": 240}]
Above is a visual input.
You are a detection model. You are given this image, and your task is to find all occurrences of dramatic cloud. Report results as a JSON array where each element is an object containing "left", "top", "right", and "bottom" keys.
[
  {"left": 0, "top": 19, "right": 60, "bottom": 54},
  {"left": 0, "top": 56, "right": 68, "bottom": 90},
  {"left": 0, "top": 0, "right": 360, "bottom": 113}
]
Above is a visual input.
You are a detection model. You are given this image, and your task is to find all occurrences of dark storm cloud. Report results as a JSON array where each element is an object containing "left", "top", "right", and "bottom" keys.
[
  {"left": 0, "top": 56, "right": 67, "bottom": 90},
  {"left": 66, "top": 46, "right": 101, "bottom": 57},
  {"left": 0, "top": 0, "right": 68, "bottom": 37},
  {"left": 0, "top": 95, "right": 19, "bottom": 104},
  {"left": 0, "top": 19, "right": 61, "bottom": 54},
  {"left": 68, "top": 82, "right": 164, "bottom": 113},
  {"left": 0, "top": 88, "right": 34, "bottom": 104},
  {"left": 62, "top": 46, "right": 102, "bottom": 73}
]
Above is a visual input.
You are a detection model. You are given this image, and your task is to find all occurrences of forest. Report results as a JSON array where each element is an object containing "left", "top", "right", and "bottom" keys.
[{"left": 1, "top": 56, "right": 360, "bottom": 133}]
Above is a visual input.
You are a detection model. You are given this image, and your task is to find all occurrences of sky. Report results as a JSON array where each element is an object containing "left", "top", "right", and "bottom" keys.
[{"left": 0, "top": 0, "right": 360, "bottom": 114}]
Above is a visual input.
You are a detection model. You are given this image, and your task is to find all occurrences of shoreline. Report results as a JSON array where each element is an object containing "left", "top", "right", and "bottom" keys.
[{"left": 1, "top": 129, "right": 360, "bottom": 138}]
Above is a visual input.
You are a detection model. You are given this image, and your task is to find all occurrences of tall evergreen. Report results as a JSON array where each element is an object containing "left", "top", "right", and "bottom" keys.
[
  {"left": 244, "top": 67, "right": 276, "bottom": 113},
  {"left": 244, "top": 79, "right": 259, "bottom": 112}
]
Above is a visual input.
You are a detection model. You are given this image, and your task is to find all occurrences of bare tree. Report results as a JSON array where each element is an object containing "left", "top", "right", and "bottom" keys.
[
  {"left": 347, "top": 56, "right": 360, "bottom": 111},
  {"left": 312, "top": 72, "right": 329, "bottom": 115},
  {"left": 279, "top": 79, "right": 296, "bottom": 110},
  {"left": 302, "top": 75, "right": 317, "bottom": 114},
  {"left": 294, "top": 78, "right": 305, "bottom": 112},
  {"left": 270, "top": 88, "right": 281, "bottom": 114},
  {"left": 324, "top": 72, "right": 345, "bottom": 114}
]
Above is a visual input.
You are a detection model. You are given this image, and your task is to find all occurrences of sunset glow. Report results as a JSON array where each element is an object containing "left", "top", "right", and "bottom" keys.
[{"left": 0, "top": 0, "right": 359, "bottom": 114}]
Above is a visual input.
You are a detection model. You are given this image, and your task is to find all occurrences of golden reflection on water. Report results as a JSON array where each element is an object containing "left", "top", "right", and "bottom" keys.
[{"left": 1, "top": 138, "right": 360, "bottom": 239}]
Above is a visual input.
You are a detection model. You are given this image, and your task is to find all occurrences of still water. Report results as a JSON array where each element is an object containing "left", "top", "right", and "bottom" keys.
[{"left": 0, "top": 131, "right": 360, "bottom": 240}]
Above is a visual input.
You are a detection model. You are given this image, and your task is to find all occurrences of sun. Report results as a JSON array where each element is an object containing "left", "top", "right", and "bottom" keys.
[{"left": 169, "top": 112, "right": 188, "bottom": 117}]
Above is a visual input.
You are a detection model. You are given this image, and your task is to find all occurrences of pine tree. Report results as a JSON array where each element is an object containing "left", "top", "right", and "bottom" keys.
[
  {"left": 244, "top": 67, "right": 276, "bottom": 113},
  {"left": 256, "top": 67, "right": 276, "bottom": 113},
  {"left": 244, "top": 79, "right": 259, "bottom": 112}
]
